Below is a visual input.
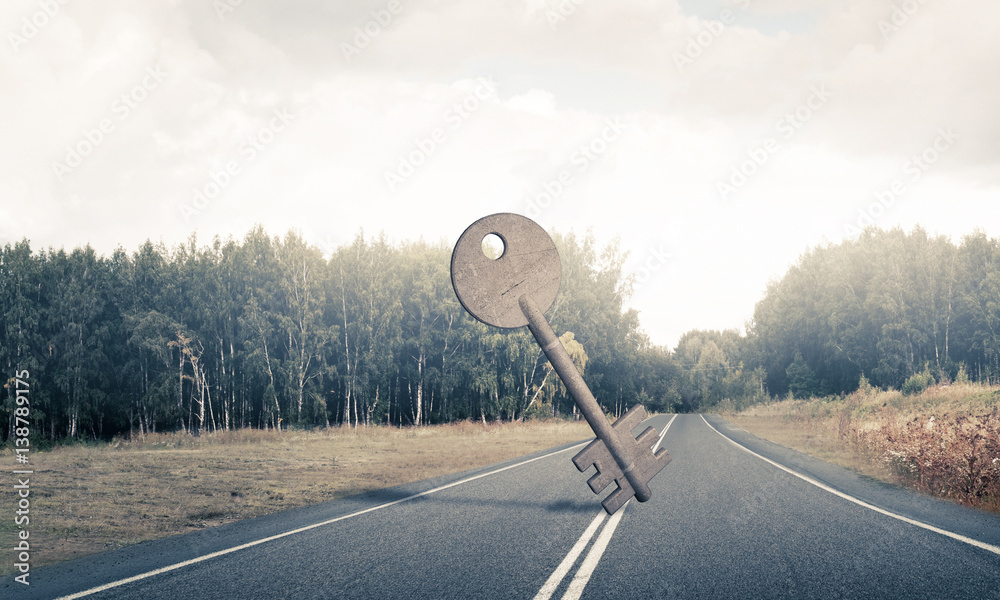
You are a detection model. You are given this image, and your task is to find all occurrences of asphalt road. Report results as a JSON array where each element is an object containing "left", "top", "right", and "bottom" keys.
[{"left": 9, "top": 414, "right": 1000, "bottom": 599}]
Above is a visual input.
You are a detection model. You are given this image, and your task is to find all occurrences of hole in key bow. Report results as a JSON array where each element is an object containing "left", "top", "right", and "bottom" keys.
[{"left": 481, "top": 233, "right": 505, "bottom": 260}]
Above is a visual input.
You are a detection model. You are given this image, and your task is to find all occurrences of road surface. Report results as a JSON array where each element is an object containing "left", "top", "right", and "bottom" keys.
[{"left": 8, "top": 414, "right": 1000, "bottom": 599}]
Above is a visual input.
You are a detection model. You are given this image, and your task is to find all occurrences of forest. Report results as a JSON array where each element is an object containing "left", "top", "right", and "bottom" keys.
[
  {"left": 1, "top": 226, "right": 675, "bottom": 441},
  {"left": 1, "top": 225, "right": 999, "bottom": 442}
]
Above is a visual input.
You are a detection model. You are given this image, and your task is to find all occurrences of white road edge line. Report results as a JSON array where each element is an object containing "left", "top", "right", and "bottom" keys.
[
  {"left": 534, "top": 414, "right": 678, "bottom": 600},
  {"left": 54, "top": 440, "right": 593, "bottom": 600},
  {"left": 700, "top": 414, "right": 1000, "bottom": 557}
]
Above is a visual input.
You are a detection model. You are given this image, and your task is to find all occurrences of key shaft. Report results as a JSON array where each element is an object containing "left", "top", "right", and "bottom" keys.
[
  {"left": 449, "top": 213, "right": 669, "bottom": 513},
  {"left": 518, "top": 294, "right": 652, "bottom": 502}
]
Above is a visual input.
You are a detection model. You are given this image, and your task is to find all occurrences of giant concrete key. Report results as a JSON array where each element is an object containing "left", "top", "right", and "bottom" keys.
[{"left": 450, "top": 213, "right": 671, "bottom": 514}]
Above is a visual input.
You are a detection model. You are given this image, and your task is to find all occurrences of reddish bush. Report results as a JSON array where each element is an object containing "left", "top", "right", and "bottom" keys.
[{"left": 853, "top": 411, "right": 1000, "bottom": 508}]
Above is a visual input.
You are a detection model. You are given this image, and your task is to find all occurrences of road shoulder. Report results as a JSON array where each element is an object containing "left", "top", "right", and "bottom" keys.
[
  {"left": 703, "top": 413, "right": 1000, "bottom": 552},
  {"left": 5, "top": 437, "right": 594, "bottom": 600}
]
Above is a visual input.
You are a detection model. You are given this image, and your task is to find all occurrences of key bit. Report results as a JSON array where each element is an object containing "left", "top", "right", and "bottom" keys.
[
  {"left": 571, "top": 403, "right": 671, "bottom": 514},
  {"left": 451, "top": 213, "right": 672, "bottom": 514}
]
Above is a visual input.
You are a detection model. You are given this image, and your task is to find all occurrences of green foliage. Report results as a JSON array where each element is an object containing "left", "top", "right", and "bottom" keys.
[
  {"left": 0, "top": 226, "right": 687, "bottom": 442},
  {"left": 955, "top": 363, "right": 970, "bottom": 384},
  {"left": 749, "top": 227, "right": 1000, "bottom": 397},
  {"left": 857, "top": 373, "right": 874, "bottom": 394},
  {"left": 786, "top": 351, "right": 819, "bottom": 399},
  {"left": 902, "top": 368, "right": 936, "bottom": 396},
  {"left": 7, "top": 224, "right": 1000, "bottom": 441},
  {"left": 666, "top": 227, "right": 1000, "bottom": 410}
]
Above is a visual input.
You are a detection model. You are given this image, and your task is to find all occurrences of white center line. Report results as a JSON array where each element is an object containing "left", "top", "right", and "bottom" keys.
[
  {"left": 561, "top": 505, "right": 627, "bottom": 600},
  {"left": 701, "top": 414, "right": 1000, "bottom": 557},
  {"left": 653, "top": 413, "right": 676, "bottom": 453},
  {"left": 54, "top": 439, "right": 593, "bottom": 600},
  {"left": 532, "top": 512, "right": 607, "bottom": 600},
  {"left": 533, "top": 413, "right": 678, "bottom": 600}
]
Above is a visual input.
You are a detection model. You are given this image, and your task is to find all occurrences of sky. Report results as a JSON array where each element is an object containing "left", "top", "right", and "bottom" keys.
[{"left": 2, "top": 0, "right": 998, "bottom": 349}]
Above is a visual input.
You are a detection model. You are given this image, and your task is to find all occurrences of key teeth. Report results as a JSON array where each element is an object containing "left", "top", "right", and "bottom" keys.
[
  {"left": 587, "top": 469, "right": 615, "bottom": 494},
  {"left": 573, "top": 412, "right": 673, "bottom": 512},
  {"left": 602, "top": 484, "right": 632, "bottom": 515},
  {"left": 612, "top": 403, "right": 647, "bottom": 432},
  {"left": 574, "top": 440, "right": 623, "bottom": 495},
  {"left": 635, "top": 426, "right": 659, "bottom": 449},
  {"left": 572, "top": 439, "right": 603, "bottom": 472}
]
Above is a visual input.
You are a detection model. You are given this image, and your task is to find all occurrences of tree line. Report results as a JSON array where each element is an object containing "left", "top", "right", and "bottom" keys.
[
  {"left": 748, "top": 226, "right": 1000, "bottom": 397},
  {"left": 1, "top": 226, "right": 685, "bottom": 442},
  {"left": 2, "top": 224, "right": 998, "bottom": 442},
  {"left": 671, "top": 226, "right": 1000, "bottom": 411}
]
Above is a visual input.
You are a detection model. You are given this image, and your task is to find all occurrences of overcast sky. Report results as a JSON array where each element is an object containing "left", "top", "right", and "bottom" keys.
[{"left": 2, "top": 0, "right": 998, "bottom": 348}]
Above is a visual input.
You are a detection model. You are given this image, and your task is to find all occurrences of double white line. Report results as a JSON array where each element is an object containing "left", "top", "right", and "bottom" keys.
[{"left": 533, "top": 414, "right": 677, "bottom": 600}]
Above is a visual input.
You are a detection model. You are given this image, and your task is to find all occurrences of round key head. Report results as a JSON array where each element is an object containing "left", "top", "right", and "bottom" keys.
[{"left": 451, "top": 213, "right": 561, "bottom": 329}]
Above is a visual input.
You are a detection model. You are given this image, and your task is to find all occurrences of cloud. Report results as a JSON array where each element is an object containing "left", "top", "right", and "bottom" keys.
[{"left": 2, "top": 0, "right": 997, "bottom": 346}]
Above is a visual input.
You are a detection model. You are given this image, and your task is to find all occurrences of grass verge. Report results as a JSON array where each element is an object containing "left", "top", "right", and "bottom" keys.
[
  {"left": 0, "top": 419, "right": 593, "bottom": 575},
  {"left": 725, "top": 382, "right": 1000, "bottom": 514}
]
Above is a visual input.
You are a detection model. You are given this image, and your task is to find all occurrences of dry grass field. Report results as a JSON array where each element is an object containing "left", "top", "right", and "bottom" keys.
[
  {"left": 0, "top": 419, "right": 593, "bottom": 575},
  {"left": 726, "top": 383, "right": 1000, "bottom": 513}
]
